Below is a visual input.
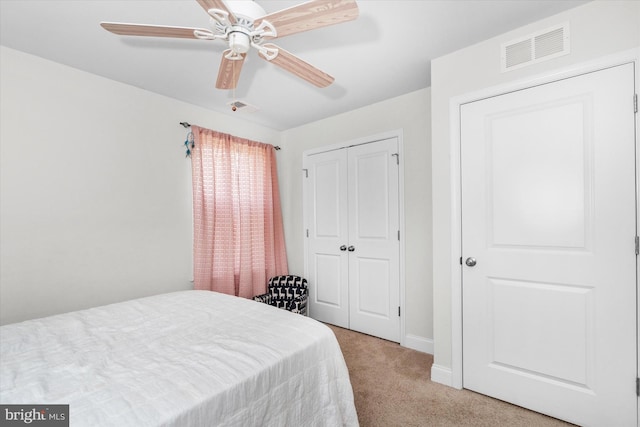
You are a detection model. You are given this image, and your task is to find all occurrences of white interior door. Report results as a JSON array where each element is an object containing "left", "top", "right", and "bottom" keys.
[
  {"left": 461, "top": 63, "right": 637, "bottom": 426},
  {"left": 305, "top": 148, "right": 349, "bottom": 328},
  {"left": 347, "top": 139, "right": 400, "bottom": 342},
  {"left": 305, "top": 138, "right": 401, "bottom": 342}
]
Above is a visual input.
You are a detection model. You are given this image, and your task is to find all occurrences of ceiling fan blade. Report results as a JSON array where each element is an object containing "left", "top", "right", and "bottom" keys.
[
  {"left": 195, "top": 0, "right": 236, "bottom": 24},
  {"left": 255, "top": 0, "right": 358, "bottom": 40},
  {"left": 100, "top": 22, "right": 206, "bottom": 39},
  {"left": 216, "top": 50, "right": 246, "bottom": 89},
  {"left": 259, "top": 43, "right": 334, "bottom": 88}
]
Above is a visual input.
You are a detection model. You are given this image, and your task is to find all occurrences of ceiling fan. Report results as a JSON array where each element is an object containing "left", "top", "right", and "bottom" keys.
[{"left": 100, "top": 0, "right": 359, "bottom": 90}]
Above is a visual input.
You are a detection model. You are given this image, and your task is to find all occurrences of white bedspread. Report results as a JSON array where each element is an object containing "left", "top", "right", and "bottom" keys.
[{"left": 0, "top": 291, "right": 358, "bottom": 426}]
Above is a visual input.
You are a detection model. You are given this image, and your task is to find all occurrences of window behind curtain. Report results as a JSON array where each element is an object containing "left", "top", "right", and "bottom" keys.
[{"left": 190, "top": 126, "right": 288, "bottom": 298}]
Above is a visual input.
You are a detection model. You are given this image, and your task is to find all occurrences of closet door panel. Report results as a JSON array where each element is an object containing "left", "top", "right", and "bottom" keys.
[
  {"left": 305, "top": 150, "right": 349, "bottom": 327},
  {"left": 348, "top": 138, "right": 400, "bottom": 342}
]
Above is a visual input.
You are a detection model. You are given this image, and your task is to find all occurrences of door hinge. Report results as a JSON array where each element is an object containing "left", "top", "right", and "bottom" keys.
[
  {"left": 635, "top": 236, "right": 639, "bottom": 255},
  {"left": 302, "top": 168, "right": 308, "bottom": 178},
  {"left": 306, "top": 229, "right": 309, "bottom": 238},
  {"left": 636, "top": 377, "right": 639, "bottom": 396},
  {"left": 398, "top": 306, "right": 401, "bottom": 316},
  {"left": 398, "top": 230, "right": 400, "bottom": 241},
  {"left": 634, "top": 93, "right": 638, "bottom": 114}
]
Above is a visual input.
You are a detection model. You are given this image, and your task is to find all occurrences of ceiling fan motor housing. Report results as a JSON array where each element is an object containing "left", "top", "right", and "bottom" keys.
[{"left": 226, "top": 0, "right": 266, "bottom": 21}]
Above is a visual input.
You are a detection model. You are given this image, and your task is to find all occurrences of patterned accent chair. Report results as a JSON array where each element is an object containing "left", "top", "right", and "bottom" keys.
[{"left": 253, "top": 275, "right": 308, "bottom": 316}]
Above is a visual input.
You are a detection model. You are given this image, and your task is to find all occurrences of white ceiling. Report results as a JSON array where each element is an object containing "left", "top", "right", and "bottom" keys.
[{"left": 0, "top": 0, "right": 588, "bottom": 130}]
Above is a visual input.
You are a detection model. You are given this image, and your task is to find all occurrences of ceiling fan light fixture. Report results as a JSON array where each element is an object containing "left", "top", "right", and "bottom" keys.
[{"left": 228, "top": 30, "right": 251, "bottom": 54}]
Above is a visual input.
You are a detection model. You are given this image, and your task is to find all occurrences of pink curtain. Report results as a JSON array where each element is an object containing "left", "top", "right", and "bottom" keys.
[{"left": 191, "top": 126, "right": 288, "bottom": 298}]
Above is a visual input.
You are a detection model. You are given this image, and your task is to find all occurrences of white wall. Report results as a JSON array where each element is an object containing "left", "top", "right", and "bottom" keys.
[
  {"left": 431, "top": 0, "right": 640, "bottom": 383},
  {"left": 0, "top": 46, "right": 432, "bottom": 349},
  {"left": 279, "top": 88, "right": 432, "bottom": 350},
  {"left": 0, "top": 46, "right": 280, "bottom": 325}
]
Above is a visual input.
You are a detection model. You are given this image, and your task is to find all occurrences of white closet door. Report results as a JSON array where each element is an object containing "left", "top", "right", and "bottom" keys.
[
  {"left": 306, "top": 149, "right": 349, "bottom": 327},
  {"left": 347, "top": 138, "right": 400, "bottom": 342},
  {"left": 305, "top": 137, "right": 401, "bottom": 342},
  {"left": 461, "top": 63, "right": 636, "bottom": 426}
]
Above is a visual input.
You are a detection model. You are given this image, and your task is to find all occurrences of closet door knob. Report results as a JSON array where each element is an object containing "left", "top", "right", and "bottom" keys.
[
  {"left": 340, "top": 245, "right": 347, "bottom": 251},
  {"left": 348, "top": 246, "right": 355, "bottom": 252}
]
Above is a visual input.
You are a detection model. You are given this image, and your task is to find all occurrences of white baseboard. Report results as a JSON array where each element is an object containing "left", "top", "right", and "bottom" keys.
[
  {"left": 430, "top": 364, "right": 456, "bottom": 387},
  {"left": 403, "top": 334, "right": 433, "bottom": 354}
]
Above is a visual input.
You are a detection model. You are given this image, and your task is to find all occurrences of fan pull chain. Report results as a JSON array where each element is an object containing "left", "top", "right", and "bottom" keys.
[{"left": 231, "top": 58, "right": 237, "bottom": 112}]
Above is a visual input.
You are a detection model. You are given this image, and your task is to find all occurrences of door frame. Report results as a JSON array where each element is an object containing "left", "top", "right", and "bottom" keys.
[
  {"left": 302, "top": 129, "right": 406, "bottom": 347},
  {"left": 446, "top": 48, "right": 640, "bottom": 391}
]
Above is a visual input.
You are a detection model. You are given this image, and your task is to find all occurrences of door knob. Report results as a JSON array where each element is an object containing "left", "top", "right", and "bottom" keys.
[
  {"left": 340, "top": 245, "right": 347, "bottom": 251},
  {"left": 348, "top": 246, "right": 355, "bottom": 252},
  {"left": 465, "top": 257, "right": 477, "bottom": 267}
]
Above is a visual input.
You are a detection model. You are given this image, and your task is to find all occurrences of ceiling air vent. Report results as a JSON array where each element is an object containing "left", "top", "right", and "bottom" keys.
[
  {"left": 501, "top": 22, "right": 570, "bottom": 72},
  {"left": 227, "top": 100, "right": 259, "bottom": 113}
]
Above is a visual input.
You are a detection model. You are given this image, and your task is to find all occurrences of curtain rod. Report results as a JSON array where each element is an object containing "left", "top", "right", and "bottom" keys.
[{"left": 179, "top": 122, "right": 281, "bottom": 150}]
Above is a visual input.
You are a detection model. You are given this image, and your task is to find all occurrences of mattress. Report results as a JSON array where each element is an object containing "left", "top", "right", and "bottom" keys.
[{"left": 0, "top": 290, "right": 358, "bottom": 426}]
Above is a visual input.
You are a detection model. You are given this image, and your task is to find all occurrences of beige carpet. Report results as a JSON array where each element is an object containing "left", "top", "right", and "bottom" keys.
[{"left": 327, "top": 324, "right": 575, "bottom": 427}]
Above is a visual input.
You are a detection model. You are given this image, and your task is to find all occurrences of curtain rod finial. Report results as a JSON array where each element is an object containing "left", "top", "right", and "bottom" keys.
[{"left": 180, "top": 122, "right": 191, "bottom": 128}]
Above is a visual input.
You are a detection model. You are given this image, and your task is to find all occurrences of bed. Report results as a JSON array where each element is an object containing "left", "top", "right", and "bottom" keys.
[{"left": 0, "top": 290, "right": 358, "bottom": 426}]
